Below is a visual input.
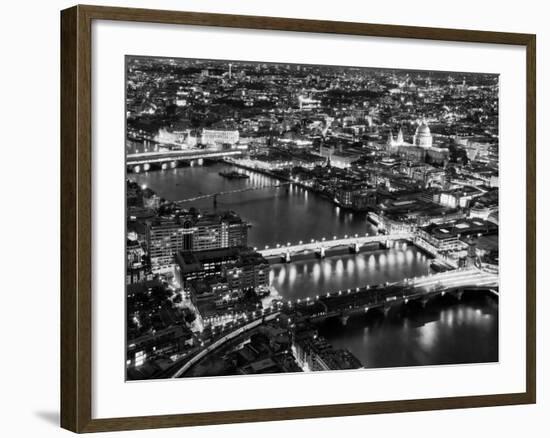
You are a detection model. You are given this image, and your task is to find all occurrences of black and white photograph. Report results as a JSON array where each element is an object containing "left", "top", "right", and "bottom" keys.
[
  {"left": 1, "top": 0, "right": 544, "bottom": 435},
  {"left": 125, "top": 55, "right": 500, "bottom": 380}
]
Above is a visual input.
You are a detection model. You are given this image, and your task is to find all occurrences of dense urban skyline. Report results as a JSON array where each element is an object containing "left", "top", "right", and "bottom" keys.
[{"left": 125, "top": 56, "right": 499, "bottom": 380}]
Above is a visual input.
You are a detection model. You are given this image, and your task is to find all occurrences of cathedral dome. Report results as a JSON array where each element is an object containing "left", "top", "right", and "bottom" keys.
[
  {"left": 413, "top": 121, "right": 433, "bottom": 148},
  {"left": 415, "top": 122, "right": 431, "bottom": 136}
]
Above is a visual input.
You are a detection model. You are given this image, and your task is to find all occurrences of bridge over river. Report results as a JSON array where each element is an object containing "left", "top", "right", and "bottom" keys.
[
  {"left": 173, "top": 181, "right": 291, "bottom": 204},
  {"left": 126, "top": 149, "right": 244, "bottom": 172},
  {"left": 167, "top": 267, "right": 497, "bottom": 378},
  {"left": 258, "top": 232, "right": 458, "bottom": 268},
  {"left": 289, "top": 267, "right": 498, "bottom": 324}
]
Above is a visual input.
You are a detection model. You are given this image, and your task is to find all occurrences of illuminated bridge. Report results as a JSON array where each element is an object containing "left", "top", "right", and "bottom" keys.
[
  {"left": 285, "top": 267, "right": 498, "bottom": 324},
  {"left": 258, "top": 232, "right": 458, "bottom": 268},
  {"left": 200, "top": 269, "right": 498, "bottom": 330},
  {"left": 126, "top": 149, "right": 244, "bottom": 172},
  {"left": 166, "top": 267, "right": 497, "bottom": 378},
  {"left": 258, "top": 233, "right": 413, "bottom": 259}
]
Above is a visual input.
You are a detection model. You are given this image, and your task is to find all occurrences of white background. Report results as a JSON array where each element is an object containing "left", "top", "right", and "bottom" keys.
[
  {"left": 0, "top": 0, "right": 547, "bottom": 437},
  {"left": 93, "top": 20, "right": 526, "bottom": 419}
]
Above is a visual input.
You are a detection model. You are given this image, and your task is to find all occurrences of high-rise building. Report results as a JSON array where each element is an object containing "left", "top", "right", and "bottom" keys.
[
  {"left": 146, "top": 212, "right": 248, "bottom": 272},
  {"left": 146, "top": 217, "right": 194, "bottom": 272},
  {"left": 192, "top": 212, "right": 248, "bottom": 251}
]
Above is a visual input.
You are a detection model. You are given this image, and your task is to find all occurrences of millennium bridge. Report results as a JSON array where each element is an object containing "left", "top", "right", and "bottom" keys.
[{"left": 173, "top": 182, "right": 291, "bottom": 205}]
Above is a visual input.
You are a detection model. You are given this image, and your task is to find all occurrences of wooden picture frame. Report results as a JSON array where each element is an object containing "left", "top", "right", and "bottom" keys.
[{"left": 61, "top": 4, "right": 536, "bottom": 433}]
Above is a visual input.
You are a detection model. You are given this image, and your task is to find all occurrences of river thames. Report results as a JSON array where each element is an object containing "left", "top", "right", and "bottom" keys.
[{"left": 130, "top": 162, "right": 498, "bottom": 368}]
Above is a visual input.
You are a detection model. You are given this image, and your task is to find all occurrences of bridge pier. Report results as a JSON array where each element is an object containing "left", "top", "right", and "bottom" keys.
[
  {"left": 143, "top": 163, "right": 150, "bottom": 172},
  {"left": 316, "top": 246, "right": 326, "bottom": 259},
  {"left": 133, "top": 165, "right": 141, "bottom": 173},
  {"left": 282, "top": 250, "right": 291, "bottom": 263},
  {"left": 349, "top": 242, "right": 360, "bottom": 253},
  {"left": 170, "top": 161, "right": 177, "bottom": 169},
  {"left": 161, "top": 163, "right": 168, "bottom": 170}
]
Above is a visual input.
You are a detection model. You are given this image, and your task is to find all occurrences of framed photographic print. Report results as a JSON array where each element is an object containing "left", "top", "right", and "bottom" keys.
[{"left": 60, "top": 4, "right": 536, "bottom": 433}]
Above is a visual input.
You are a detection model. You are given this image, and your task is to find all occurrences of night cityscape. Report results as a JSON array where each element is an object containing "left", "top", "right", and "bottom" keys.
[{"left": 125, "top": 56, "right": 499, "bottom": 380}]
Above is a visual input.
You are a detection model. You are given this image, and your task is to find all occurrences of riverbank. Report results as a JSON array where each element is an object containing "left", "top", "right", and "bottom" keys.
[
  {"left": 224, "top": 158, "right": 343, "bottom": 205},
  {"left": 129, "top": 162, "right": 376, "bottom": 249}
]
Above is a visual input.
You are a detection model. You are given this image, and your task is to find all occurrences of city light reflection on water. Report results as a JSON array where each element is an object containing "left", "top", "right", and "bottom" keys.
[
  {"left": 130, "top": 162, "right": 377, "bottom": 248},
  {"left": 132, "top": 162, "right": 498, "bottom": 368},
  {"left": 319, "top": 298, "right": 498, "bottom": 368},
  {"left": 269, "top": 248, "right": 429, "bottom": 301},
  {"left": 419, "top": 322, "right": 437, "bottom": 349}
]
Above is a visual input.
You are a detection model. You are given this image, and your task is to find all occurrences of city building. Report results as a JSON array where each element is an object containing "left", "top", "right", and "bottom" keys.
[
  {"left": 146, "top": 212, "right": 248, "bottom": 272},
  {"left": 127, "top": 325, "right": 194, "bottom": 369},
  {"left": 193, "top": 212, "right": 248, "bottom": 251},
  {"left": 413, "top": 121, "right": 433, "bottom": 148},
  {"left": 386, "top": 120, "right": 450, "bottom": 165},
  {"left": 126, "top": 238, "right": 149, "bottom": 284},
  {"left": 417, "top": 218, "right": 497, "bottom": 254},
  {"left": 318, "top": 145, "right": 360, "bottom": 169},
  {"left": 223, "top": 251, "right": 269, "bottom": 291},
  {"left": 293, "top": 330, "right": 362, "bottom": 371},
  {"left": 200, "top": 129, "right": 239, "bottom": 146},
  {"left": 142, "top": 188, "right": 161, "bottom": 210},
  {"left": 335, "top": 185, "right": 378, "bottom": 211},
  {"left": 438, "top": 186, "right": 485, "bottom": 209},
  {"left": 176, "top": 247, "right": 267, "bottom": 288},
  {"left": 175, "top": 247, "right": 269, "bottom": 318},
  {"left": 406, "top": 164, "right": 446, "bottom": 188},
  {"left": 146, "top": 217, "right": 194, "bottom": 272}
]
